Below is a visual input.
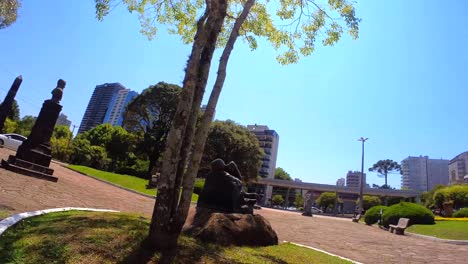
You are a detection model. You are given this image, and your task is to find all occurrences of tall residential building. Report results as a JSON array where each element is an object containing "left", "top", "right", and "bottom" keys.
[
  {"left": 248, "top": 125, "right": 279, "bottom": 202},
  {"left": 103, "top": 89, "right": 138, "bottom": 126},
  {"left": 336, "top": 178, "right": 346, "bottom": 187},
  {"left": 55, "top": 113, "right": 71, "bottom": 128},
  {"left": 79, "top": 83, "right": 138, "bottom": 134},
  {"left": 448, "top": 151, "right": 468, "bottom": 185},
  {"left": 401, "top": 156, "right": 449, "bottom": 191},
  {"left": 346, "top": 171, "right": 366, "bottom": 188}
]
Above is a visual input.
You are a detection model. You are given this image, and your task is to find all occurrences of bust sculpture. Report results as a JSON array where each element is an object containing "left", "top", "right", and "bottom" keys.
[
  {"left": 197, "top": 159, "right": 259, "bottom": 214},
  {"left": 51, "top": 79, "right": 66, "bottom": 103}
]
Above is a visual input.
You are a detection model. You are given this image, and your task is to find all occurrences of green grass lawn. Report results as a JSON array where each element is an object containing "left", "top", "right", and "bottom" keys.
[
  {"left": 0, "top": 210, "right": 11, "bottom": 220},
  {"left": 0, "top": 211, "right": 352, "bottom": 264},
  {"left": 407, "top": 221, "right": 468, "bottom": 240},
  {"left": 68, "top": 165, "right": 198, "bottom": 202}
]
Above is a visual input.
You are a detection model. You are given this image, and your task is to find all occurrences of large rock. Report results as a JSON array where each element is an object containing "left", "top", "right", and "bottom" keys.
[{"left": 183, "top": 207, "right": 278, "bottom": 246}]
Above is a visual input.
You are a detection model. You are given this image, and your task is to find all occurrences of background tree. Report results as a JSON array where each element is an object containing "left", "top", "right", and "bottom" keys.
[
  {"left": 96, "top": 0, "right": 360, "bottom": 260},
  {"left": 356, "top": 195, "right": 382, "bottom": 211},
  {"left": 294, "top": 192, "right": 304, "bottom": 209},
  {"left": 271, "top": 194, "right": 284, "bottom": 206},
  {"left": 368, "top": 159, "right": 401, "bottom": 188},
  {"left": 201, "top": 120, "right": 263, "bottom": 182},
  {"left": 50, "top": 125, "right": 73, "bottom": 162},
  {"left": 3, "top": 118, "right": 16, "bottom": 133},
  {"left": 421, "top": 184, "right": 445, "bottom": 208},
  {"left": 0, "top": 0, "right": 21, "bottom": 29},
  {"left": 14, "top": 115, "right": 36, "bottom": 136},
  {"left": 316, "top": 192, "right": 340, "bottom": 212},
  {"left": 123, "top": 82, "right": 181, "bottom": 178},
  {"left": 274, "top": 167, "right": 292, "bottom": 181}
]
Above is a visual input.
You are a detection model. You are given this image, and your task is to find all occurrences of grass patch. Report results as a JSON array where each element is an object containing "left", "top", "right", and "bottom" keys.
[
  {"left": 68, "top": 165, "right": 198, "bottom": 202},
  {"left": 0, "top": 211, "right": 352, "bottom": 264},
  {"left": 407, "top": 221, "right": 468, "bottom": 240},
  {"left": 0, "top": 210, "right": 11, "bottom": 220}
]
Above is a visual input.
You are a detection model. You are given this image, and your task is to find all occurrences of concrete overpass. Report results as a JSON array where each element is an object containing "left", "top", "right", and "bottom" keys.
[{"left": 256, "top": 178, "right": 422, "bottom": 198}]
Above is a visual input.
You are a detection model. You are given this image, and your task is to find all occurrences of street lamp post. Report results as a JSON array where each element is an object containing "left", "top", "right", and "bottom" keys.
[{"left": 358, "top": 137, "right": 368, "bottom": 214}]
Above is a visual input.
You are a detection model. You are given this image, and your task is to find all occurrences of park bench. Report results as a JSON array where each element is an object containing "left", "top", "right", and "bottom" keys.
[
  {"left": 352, "top": 214, "right": 361, "bottom": 223},
  {"left": 389, "top": 218, "right": 410, "bottom": 235}
]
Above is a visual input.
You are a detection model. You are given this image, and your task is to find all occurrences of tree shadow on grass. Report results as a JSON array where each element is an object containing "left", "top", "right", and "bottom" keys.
[{"left": 119, "top": 236, "right": 244, "bottom": 264}]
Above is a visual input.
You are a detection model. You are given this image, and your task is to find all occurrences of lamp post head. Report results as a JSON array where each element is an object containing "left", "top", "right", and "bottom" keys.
[{"left": 358, "top": 137, "right": 368, "bottom": 142}]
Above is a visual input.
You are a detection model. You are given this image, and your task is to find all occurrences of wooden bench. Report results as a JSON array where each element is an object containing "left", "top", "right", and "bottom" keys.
[
  {"left": 389, "top": 218, "right": 410, "bottom": 235},
  {"left": 352, "top": 214, "right": 361, "bottom": 223}
]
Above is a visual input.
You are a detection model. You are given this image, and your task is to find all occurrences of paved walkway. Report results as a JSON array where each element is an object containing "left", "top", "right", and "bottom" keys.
[{"left": 0, "top": 148, "right": 466, "bottom": 264}]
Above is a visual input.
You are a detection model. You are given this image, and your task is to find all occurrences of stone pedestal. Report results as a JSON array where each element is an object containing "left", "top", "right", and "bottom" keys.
[
  {"left": 183, "top": 207, "right": 278, "bottom": 246},
  {"left": 2, "top": 80, "right": 65, "bottom": 182}
]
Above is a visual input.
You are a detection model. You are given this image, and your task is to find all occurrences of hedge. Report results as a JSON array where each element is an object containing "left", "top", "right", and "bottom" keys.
[
  {"left": 453, "top": 208, "right": 468, "bottom": 218},
  {"left": 364, "top": 205, "right": 388, "bottom": 225},
  {"left": 382, "top": 202, "right": 434, "bottom": 227}
]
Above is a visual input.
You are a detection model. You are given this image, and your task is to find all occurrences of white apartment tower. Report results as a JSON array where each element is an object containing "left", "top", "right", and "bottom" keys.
[
  {"left": 449, "top": 151, "right": 468, "bottom": 185},
  {"left": 401, "top": 156, "right": 449, "bottom": 191},
  {"left": 248, "top": 125, "right": 279, "bottom": 201}
]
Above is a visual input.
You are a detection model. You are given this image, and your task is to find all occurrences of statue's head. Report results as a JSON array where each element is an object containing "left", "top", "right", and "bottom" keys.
[
  {"left": 211, "top": 158, "right": 226, "bottom": 172},
  {"left": 57, "top": 79, "right": 66, "bottom": 89}
]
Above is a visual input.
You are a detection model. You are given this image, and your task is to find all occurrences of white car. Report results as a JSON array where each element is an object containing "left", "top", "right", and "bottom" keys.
[
  {"left": 311, "top": 207, "right": 323, "bottom": 214},
  {"left": 0, "top": 133, "right": 27, "bottom": 150}
]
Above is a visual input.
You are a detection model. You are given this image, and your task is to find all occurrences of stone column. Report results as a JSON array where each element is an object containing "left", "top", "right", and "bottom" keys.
[
  {"left": 302, "top": 191, "right": 313, "bottom": 216},
  {"left": 0, "top": 76, "right": 22, "bottom": 133},
  {"left": 2, "top": 79, "right": 66, "bottom": 182}
]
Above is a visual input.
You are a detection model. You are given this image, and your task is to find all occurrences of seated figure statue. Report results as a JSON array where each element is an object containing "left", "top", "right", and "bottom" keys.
[{"left": 197, "top": 159, "right": 259, "bottom": 214}]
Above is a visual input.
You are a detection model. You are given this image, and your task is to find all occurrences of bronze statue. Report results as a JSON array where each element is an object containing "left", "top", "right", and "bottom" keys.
[
  {"left": 51, "top": 79, "right": 65, "bottom": 103},
  {"left": 197, "top": 159, "right": 259, "bottom": 214}
]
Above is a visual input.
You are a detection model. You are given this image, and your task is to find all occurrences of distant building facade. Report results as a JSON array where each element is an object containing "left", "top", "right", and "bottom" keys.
[
  {"left": 346, "top": 171, "right": 366, "bottom": 188},
  {"left": 449, "top": 151, "right": 468, "bottom": 185},
  {"left": 248, "top": 124, "right": 279, "bottom": 202},
  {"left": 103, "top": 89, "right": 138, "bottom": 126},
  {"left": 401, "top": 156, "right": 449, "bottom": 191},
  {"left": 55, "top": 113, "right": 71, "bottom": 128},
  {"left": 336, "top": 178, "right": 346, "bottom": 187},
  {"left": 78, "top": 83, "right": 138, "bottom": 134}
]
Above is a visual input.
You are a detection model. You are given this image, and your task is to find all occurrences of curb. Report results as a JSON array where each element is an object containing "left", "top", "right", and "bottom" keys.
[
  {"left": 284, "top": 241, "right": 363, "bottom": 264},
  {"left": 406, "top": 232, "right": 468, "bottom": 245},
  {"left": 0, "top": 207, "right": 119, "bottom": 236},
  {"left": 65, "top": 166, "right": 156, "bottom": 200}
]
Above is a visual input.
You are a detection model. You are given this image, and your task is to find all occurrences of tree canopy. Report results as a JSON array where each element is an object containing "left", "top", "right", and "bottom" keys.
[
  {"left": 95, "top": 0, "right": 360, "bottom": 64},
  {"left": 274, "top": 167, "right": 292, "bottom": 181},
  {"left": 0, "top": 0, "right": 20, "bottom": 29},
  {"left": 201, "top": 119, "right": 263, "bottom": 182},
  {"left": 316, "top": 192, "right": 341, "bottom": 212},
  {"left": 369, "top": 159, "right": 401, "bottom": 187},
  {"left": 123, "top": 82, "right": 181, "bottom": 177}
]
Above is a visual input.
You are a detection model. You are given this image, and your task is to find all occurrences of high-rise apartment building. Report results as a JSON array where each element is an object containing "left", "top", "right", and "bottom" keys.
[
  {"left": 346, "top": 171, "right": 365, "bottom": 188},
  {"left": 55, "top": 113, "right": 71, "bottom": 128},
  {"left": 401, "top": 156, "right": 449, "bottom": 191},
  {"left": 103, "top": 89, "right": 138, "bottom": 126},
  {"left": 448, "top": 151, "right": 468, "bottom": 185},
  {"left": 248, "top": 125, "right": 279, "bottom": 202},
  {"left": 336, "top": 178, "right": 346, "bottom": 187},
  {"left": 78, "top": 83, "right": 138, "bottom": 134}
]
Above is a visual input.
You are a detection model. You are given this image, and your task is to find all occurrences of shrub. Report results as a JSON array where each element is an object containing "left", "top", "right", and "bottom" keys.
[
  {"left": 364, "top": 205, "right": 388, "bottom": 225},
  {"left": 382, "top": 202, "right": 435, "bottom": 227},
  {"left": 453, "top": 208, "right": 468, "bottom": 218},
  {"left": 193, "top": 178, "right": 205, "bottom": 195}
]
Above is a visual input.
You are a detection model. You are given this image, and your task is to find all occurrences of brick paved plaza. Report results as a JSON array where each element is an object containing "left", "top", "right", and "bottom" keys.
[{"left": 0, "top": 148, "right": 466, "bottom": 264}]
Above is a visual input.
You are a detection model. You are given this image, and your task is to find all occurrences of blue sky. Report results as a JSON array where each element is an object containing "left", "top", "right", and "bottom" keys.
[{"left": 1, "top": 0, "right": 467, "bottom": 188}]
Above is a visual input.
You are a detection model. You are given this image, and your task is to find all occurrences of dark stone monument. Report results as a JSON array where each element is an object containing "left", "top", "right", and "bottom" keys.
[
  {"left": 0, "top": 76, "right": 23, "bottom": 133},
  {"left": 1, "top": 79, "right": 66, "bottom": 182},
  {"left": 184, "top": 159, "right": 278, "bottom": 246},
  {"left": 197, "top": 159, "right": 259, "bottom": 214}
]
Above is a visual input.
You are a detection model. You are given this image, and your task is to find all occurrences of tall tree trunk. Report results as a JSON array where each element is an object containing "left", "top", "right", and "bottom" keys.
[
  {"left": 148, "top": 1, "right": 228, "bottom": 262},
  {"left": 175, "top": 0, "right": 256, "bottom": 230}
]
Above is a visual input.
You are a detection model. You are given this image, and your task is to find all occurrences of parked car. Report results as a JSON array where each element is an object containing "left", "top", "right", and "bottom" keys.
[
  {"left": 0, "top": 133, "right": 27, "bottom": 151},
  {"left": 311, "top": 207, "right": 323, "bottom": 214}
]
